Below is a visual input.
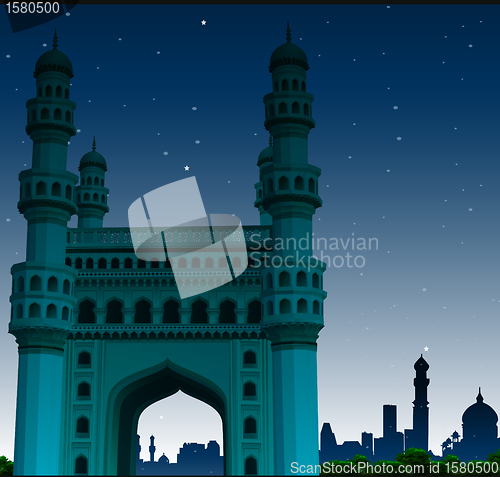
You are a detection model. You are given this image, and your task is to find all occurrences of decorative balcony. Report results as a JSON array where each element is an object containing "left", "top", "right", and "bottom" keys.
[{"left": 66, "top": 226, "right": 272, "bottom": 251}]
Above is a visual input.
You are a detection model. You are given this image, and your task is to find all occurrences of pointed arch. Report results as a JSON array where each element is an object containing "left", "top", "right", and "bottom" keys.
[
  {"left": 78, "top": 299, "right": 96, "bottom": 323},
  {"left": 219, "top": 299, "right": 236, "bottom": 323},
  {"left": 45, "top": 85, "right": 52, "bottom": 97},
  {"left": 41, "top": 108, "right": 49, "bottom": 119},
  {"left": 30, "top": 275, "right": 42, "bottom": 291},
  {"left": 278, "top": 102, "right": 287, "bottom": 114},
  {"left": 292, "top": 101, "right": 300, "bottom": 114},
  {"left": 75, "top": 258, "right": 83, "bottom": 269},
  {"left": 16, "top": 303, "right": 23, "bottom": 319},
  {"left": 294, "top": 176, "right": 304, "bottom": 190},
  {"left": 244, "top": 416, "right": 257, "bottom": 437},
  {"left": 77, "top": 382, "right": 91, "bottom": 399},
  {"left": 245, "top": 456, "right": 258, "bottom": 475},
  {"left": 308, "top": 178, "right": 315, "bottom": 193},
  {"left": 98, "top": 257, "right": 107, "bottom": 269},
  {"left": 106, "top": 299, "right": 123, "bottom": 324},
  {"left": 312, "top": 273, "right": 320, "bottom": 288},
  {"left": 205, "top": 257, "right": 214, "bottom": 268},
  {"left": 177, "top": 257, "right": 187, "bottom": 268},
  {"left": 75, "top": 455, "right": 87, "bottom": 475},
  {"left": 278, "top": 270, "right": 291, "bottom": 287},
  {"left": 278, "top": 176, "right": 289, "bottom": 190},
  {"left": 76, "top": 416, "right": 89, "bottom": 437},
  {"left": 111, "top": 257, "right": 120, "bottom": 269},
  {"left": 281, "top": 79, "right": 289, "bottom": 91},
  {"left": 55, "top": 85, "right": 62, "bottom": 97},
  {"left": 297, "top": 298, "right": 308, "bottom": 313},
  {"left": 134, "top": 299, "right": 152, "bottom": 323},
  {"left": 191, "top": 257, "right": 200, "bottom": 268},
  {"left": 36, "top": 181, "right": 46, "bottom": 195},
  {"left": 243, "top": 381, "right": 256, "bottom": 399},
  {"left": 86, "top": 176, "right": 92, "bottom": 185},
  {"left": 124, "top": 257, "right": 133, "bottom": 268},
  {"left": 29, "top": 303, "right": 41, "bottom": 318},
  {"left": 65, "top": 110, "right": 71, "bottom": 123},
  {"left": 47, "top": 276, "right": 58, "bottom": 292},
  {"left": 163, "top": 299, "right": 180, "bottom": 323},
  {"left": 78, "top": 351, "right": 91, "bottom": 368},
  {"left": 191, "top": 299, "right": 208, "bottom": 323},
  {"left": 65, "top": 88, "right": 70, "bottom": 99},
  {"left": 62, "top": 306, "right": 69, "bottom": 320},
  {"left": 94, "top": 176, "right": 99, "bottom": 185},
  {"left": 83, "top": 193, "right": 90, "bottom": 201},
  {"left": 266, "top": 301, "right": 274, "bottom": 316},
  {"left": 279, "top": 299, "right": 291, "bottom": 314},
  {"left": 243, "top": 350, "right": 256, "bottom": 366},
  {"left": 247, "top": 300, "right": 261, "bottom": 323},
  {"left": 292, "top": 78, "right": 299, "bottom": 91},
  {"left": 297, "top": 271, "right": 307, "bottom": 286},
  {"left": 304, "top": 103, "right": 309, "bottom": 116},
  {"left": 313, "top": 300, "right": 320, "bottom": 314},
  {"left": 86, "top": 258, "right": 93, "bottom": 269},
  {"left": 54, "top": 108, "right": 62, "bottom": 120}
]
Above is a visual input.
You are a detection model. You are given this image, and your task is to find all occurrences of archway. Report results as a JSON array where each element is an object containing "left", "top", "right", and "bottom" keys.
[
  {"left": 136, "top": 391, "right": 223, "bottom": 475},
  {"left": 106, "top": 360, "right": 227, "bottom": 475}
]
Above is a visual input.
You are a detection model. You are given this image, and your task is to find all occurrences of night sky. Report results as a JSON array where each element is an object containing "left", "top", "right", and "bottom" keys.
[{"left": 1, "top": 4, "right": 499, "bottom": 462}]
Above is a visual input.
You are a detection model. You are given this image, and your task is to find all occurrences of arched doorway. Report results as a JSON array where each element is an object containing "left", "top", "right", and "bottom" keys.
[
  {"left": 105, "top": 360, "right": 226, "bottom": 475},
  {"left": 136, "top": 391, "right": 223, "bottom": 475}
]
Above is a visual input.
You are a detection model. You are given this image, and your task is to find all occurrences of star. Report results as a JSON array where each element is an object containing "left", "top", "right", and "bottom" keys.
[
  {"left": 184, "top": 165, "right": 190, "bottom": 171},
  {"left": 160, "top": 415, "right": 163, "bottom": 419},
  {"left": 201, "top": 20, "right": 207, "bottom": 25},
  {"left": 424, "top": 346, "right": 429, "bottom": 352}
]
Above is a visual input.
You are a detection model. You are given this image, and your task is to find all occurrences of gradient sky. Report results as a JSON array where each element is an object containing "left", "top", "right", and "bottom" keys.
[{"left": 1, "top": 4, "right": 499, "bottom": 463}]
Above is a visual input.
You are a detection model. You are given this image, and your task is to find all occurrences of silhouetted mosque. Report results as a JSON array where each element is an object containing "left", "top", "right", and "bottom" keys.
[
  {"left": 320, "top": 356, "right": 500, "bottom": 463},
  {"left": 441, "top": 389, "right": 500, "bottom": 461},
  {"left": 136, "top": 435, "right": 223, "bottom": 475}
]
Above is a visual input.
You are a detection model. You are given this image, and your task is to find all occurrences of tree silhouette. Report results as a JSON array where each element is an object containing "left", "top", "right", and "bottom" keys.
[{"left": 0, "top": 456, "right": 13, "bottom": 476}]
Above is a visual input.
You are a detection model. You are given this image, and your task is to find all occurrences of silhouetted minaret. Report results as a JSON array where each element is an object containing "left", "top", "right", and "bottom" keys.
[
  {"left": 412, "top": 354, "right": 430, "bottom": 451},
  {"left": 149, "top": 435, "right": 156, "bottom": 463}
]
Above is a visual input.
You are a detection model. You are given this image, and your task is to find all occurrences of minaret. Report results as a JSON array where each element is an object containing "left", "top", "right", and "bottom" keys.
[
  {"left": 149, "top": 435, "right": 156, "bottom": 463},
  {"left": 259, "top": 23, "right": 326, "bottom": 474},
  {"left": 254, "top": 134, "right": 273, "bottom": 225},
  {"left": 9, "top": 30, "right": 79, "bottom": 474},
  {"left": 412, "top": 354, "right": 430, "bottom": 451},
  {"left": 75, "top": 136, "right": 109, "bottom": 228}
]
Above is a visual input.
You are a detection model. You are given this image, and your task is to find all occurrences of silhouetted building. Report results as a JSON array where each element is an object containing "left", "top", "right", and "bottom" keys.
[
  {"left": 319, "top": 423, "right": 373, "bottom": 463},
  {"left": 374, "top": 405, "right": 404, "bottom": 460},
  {"left": 136, "top": 435, "right": 223, "bottom": 476},
  {"left": 442, "top": 389, "right": 500, "bottom": 461},
  {"left": 404, "top": 355, "right": 430, "bottom": 452}
]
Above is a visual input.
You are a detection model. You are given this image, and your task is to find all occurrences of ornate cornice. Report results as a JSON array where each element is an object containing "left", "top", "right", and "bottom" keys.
[
  {"left": 9, "top": 324, "right": 69, "bottom": 351},
  {"left": 261, "top": 321, "right": 323, "bottom": 346},
  {"left": 76, "top": 202, "right": 109, "bottom": 213},
  {"left": 68, "top": 324, "right": 266, "bottom": 341},
  {"left": 264, "top": 116, "right": 315, "bottom": 131},
  {"left": 18, "top": 197, "right": 77, "bottom": 215},
  {"left": 25, "top": 121, "right": 76, "bottom": 137},
  {"left": 261, "top": 192, "right": 322, "bottom": 210}
]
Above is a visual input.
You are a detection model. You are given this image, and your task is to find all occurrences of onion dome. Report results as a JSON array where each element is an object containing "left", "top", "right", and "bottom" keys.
[
  {"left": 414, "top": 354, "right": 429, "bottom": 371},
  {"left": 462, "top": 388, "right": 498, "bottom": 425},
  {"left": 158, "top": 453, "right": 169, "bottom": 464},
  {"left": 269, "top": 22, "right": 309, "bottom": 73},
  {"left": 79, "top": 137, "right": 107, "bottom": 171},
  {"left": 257, "top": 135, "right": 273, "bottom": 166},
  {"left": 34, "top": 29, "right": 74, "bottom": 79}
]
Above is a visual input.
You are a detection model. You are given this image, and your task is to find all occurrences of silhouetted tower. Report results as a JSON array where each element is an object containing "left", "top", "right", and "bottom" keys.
[
  {"left": 319, "top": 423, "right": 338, "bottom": 463},
  {"left": 361, "top": 432, "right": 374, "bottom": 457},
  {"left": 9, "top": 29, "right": 78, "bottom": 475},
  {"left": 383, "top": 405, "right": 397, "bottom": 436},
  {"left": 137, "top": 434, "right": 142, "bottom": 463},
  {"left": 259, "top": 22, "right": 326, "bottom": 474},
  {"left": 149, "top": 435, "right": 156, "bottom": 463},
  {"left": 411, "top": 355, "right": 429, "bottom": 451}
]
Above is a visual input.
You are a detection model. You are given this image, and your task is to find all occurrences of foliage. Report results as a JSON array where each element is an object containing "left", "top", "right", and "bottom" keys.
[
  {"left": 0, "top": 456, "right": 13, "bottom": 476},
  {"left": 487, "top": 449, "right": 500, "bottom": 463},
  {"left": 395, "top": 447, "right": 433, "bottom": 468}
]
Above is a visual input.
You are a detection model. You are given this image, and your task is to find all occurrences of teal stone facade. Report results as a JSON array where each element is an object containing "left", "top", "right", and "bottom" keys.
[{"left": 9, "top": 26, "right": 326, "bottom": 476}]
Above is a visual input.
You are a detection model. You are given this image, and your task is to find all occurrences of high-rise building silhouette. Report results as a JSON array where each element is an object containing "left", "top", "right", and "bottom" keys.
[
  {"left": 404, "top": 354, "right": 430, "bottom": 452},
  {"left": 374, "top": 405, "right": 404, "bottom": 460}
]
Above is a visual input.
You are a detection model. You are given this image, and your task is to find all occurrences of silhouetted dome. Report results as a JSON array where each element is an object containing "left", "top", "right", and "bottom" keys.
[
  {"left": 414, "top": 354, "right": 429, "bottom": 371},
  {"left": 463, "top": 389, "right": 498, "bottom": 425},
  {"left": 258, "top": 146, "right": 273, "bottom": 162},
  {"left": 79, "top": 137, "right": 107, "bottom": 171},
  {"left": 269, "top": 23, "right": 309, "bottom": 73},
  {"left": 158, "top": 453, "right": 169, "bottom": 464},
  {"left": 34, "top": 30, "right": 73, "bottom": 79}
]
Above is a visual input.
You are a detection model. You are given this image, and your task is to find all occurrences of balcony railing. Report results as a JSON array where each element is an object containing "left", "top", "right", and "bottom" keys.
[{"left": 66, "top": 226, "right": 272, "bottom": 250}]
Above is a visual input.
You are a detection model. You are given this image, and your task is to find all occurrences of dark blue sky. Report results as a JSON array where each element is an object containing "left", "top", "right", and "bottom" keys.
[{"left": 1, "top": 4, "right": 499, "bottom": 460}]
